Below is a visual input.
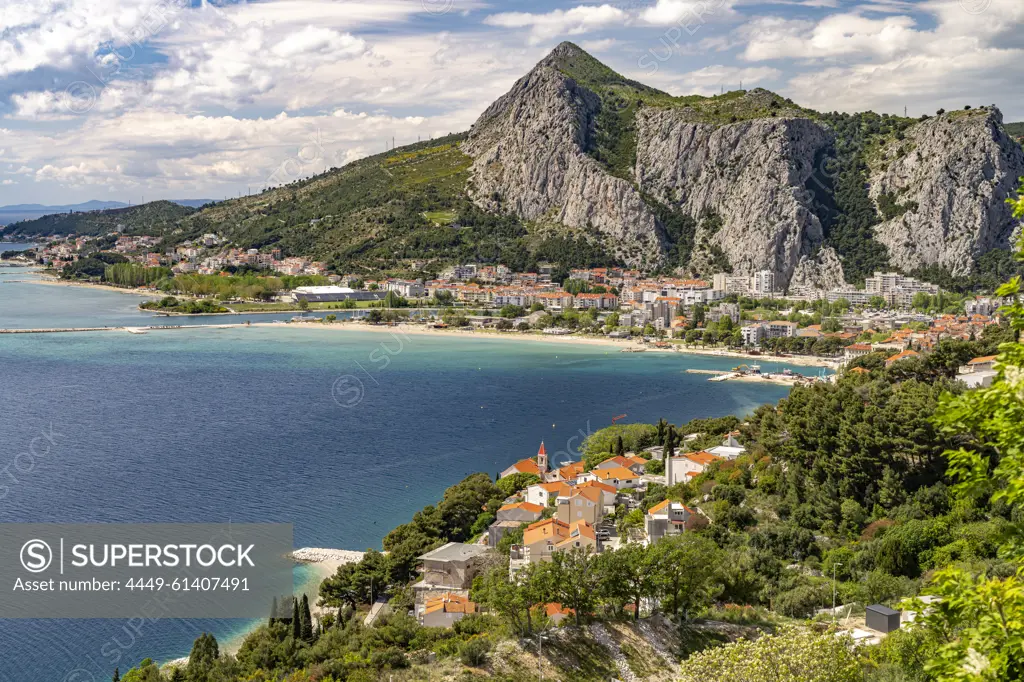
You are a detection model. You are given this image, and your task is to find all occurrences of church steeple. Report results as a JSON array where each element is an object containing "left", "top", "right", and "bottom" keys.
[{"left": 537, "top": 442, "right": 548, "bottom": 474}]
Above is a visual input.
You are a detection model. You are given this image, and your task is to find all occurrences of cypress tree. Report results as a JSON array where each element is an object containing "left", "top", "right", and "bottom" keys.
[
  {"left": 112, "top": 669, "right": 120, "bottom": 682},
  {"left": 666, "top": 425, "right": 676, "bottom": 458},
  {"left": 615, "top": 435, "right": 625, "bottom": 456},
  {"left": 300, "top": 593, "right": 314, "bottom": 642},
  {"left": 656, "top": 418, "right": 666, "bottom": 447},
  {"left": 291, "top": 597, "right": 301, "bottom": 641},
  {"left": 269, "top": 596, "right": 278, "bottom": 627}
]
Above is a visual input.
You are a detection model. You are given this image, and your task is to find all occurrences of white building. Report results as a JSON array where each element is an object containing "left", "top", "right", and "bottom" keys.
[
  {"left": 666, "top": 451, "right": 724, "bottom": 486},
  {"left": 751, "top": 271, "right": 776, "bottom": 296}
]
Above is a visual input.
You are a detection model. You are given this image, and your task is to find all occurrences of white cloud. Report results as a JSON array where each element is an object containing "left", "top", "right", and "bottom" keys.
[
  {"left": 578, "top": 38, "right": 618, "bottom": 53},
  {"left": 640, "top": 0, "right": 738, "bottom": 27},
  {"left": 484, "top": 5, "right": 627, "bottom": 45},
  {"left": 270, "top": 26, "right": 367, "bottom": 60},
  {"left": 756, "top": 0, "right": 1024, "bottom": 117},
  {"left": 0, "top": 0, "right": 192, "bottom": 78},
  {"left": 741, "top": 13, "right": 920, "bottom": 61}
]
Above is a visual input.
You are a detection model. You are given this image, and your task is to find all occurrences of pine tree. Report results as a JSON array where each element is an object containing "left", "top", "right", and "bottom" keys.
[
  {"left": 877, "top": 466, "right": 905, "bottom": 510},
  {"left": 291, "top": 596, "right": 301, "bottom": 641},
  {"left": 186, "top": 633, "right": 219, "bottom": 680},
  {"left": 300, "top": 593, "right": 314, "bottom": 642}
]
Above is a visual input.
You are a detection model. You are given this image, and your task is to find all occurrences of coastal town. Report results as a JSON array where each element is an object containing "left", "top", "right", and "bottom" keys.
[
  {"left": 2, "top": 4, "right": 1023, "bottom": 680},
  {"left": 6, "top": 234, "right": 1010, "bottom": 379}
]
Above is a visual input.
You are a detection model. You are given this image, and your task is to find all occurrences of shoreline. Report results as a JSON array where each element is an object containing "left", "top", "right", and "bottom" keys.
[
  {"left": 18, "top": 273, "right": 163, "bottom": 298},
  {"left": 161, "top": 548, "right": 364, "bottom": 671},
  {"left": 4, "top": 275, "right": 840, "bottom": 369},
  {"left": 256, "top": 320, "right": 841, "bottom": 369}
]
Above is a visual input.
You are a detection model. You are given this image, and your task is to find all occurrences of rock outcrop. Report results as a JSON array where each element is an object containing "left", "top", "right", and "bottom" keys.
[
  {"left": 462, "top": 45, "right": 665, "bottom": 268},
  {"left": 461, "top": 43, "right": 1024, "bottom": 285},
  {"left": 869, "top": 108, "right": 1024, "bottom": 275},
  {"left": 634, "top": 108, "right": 839, "bottom": 287}
]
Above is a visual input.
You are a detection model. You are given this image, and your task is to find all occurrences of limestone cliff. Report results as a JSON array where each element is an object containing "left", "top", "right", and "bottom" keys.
[
  {"left": 462, "top": 45, "right": 665, "bottom": 268},
  {"left": 461, "top": 43, "right": 1024, "bottom": 285},
  {"left": 869, "top": 108, "right": 1024, "bottom": 275},
  {"left": 634, "top": 106, "right": 842, "bottom": 287}
]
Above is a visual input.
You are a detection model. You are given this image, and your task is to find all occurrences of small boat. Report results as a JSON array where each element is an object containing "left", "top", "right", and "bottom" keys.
[{"left": 126, "top": 328, "right": 148, "bottom": 335}]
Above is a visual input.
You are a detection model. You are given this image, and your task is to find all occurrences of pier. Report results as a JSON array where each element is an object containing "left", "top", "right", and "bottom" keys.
[{"left": 0, "top": 324, "right": 238, "bottom": 334}]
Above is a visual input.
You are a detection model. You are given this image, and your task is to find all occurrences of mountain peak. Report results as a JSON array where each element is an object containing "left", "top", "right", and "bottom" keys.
[{"left": 537, "top": 41, "right": 665, "bottom": 96}]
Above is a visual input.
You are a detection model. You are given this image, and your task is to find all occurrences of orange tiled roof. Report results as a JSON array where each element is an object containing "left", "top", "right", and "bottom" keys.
[
  {"left": 968, "top": 355, "right": 997, "bottom": 365},
  {"left": 591, "top": 466, "right": 639, "bottom": 481},
  {"left": 507, "top": 458, "right": 540, "bottom": 476},
  {"left": 523, "top": 518, "right": 570, "bottom": 546},
  {"left": 558, "top": 461, "right": 585, "bottom": 478},
  {"left": 577, "top": 480, "right": 616, "bottom": 494},
  {"left": 683, "top": 451, "right": 722, "bottom": 466},
  {"left": 886, "top": 349, "right": 920, "bottom": 363},
  {"left": 647, "top": 499, "right": 672, "bottom": 514},
  {"left": 499, "top": 501, "right": 544, "bottom": 514},
  {"left": 534, "top": 481, "right": 572, "bottom": 496},
  {"left": 569, "top": 487, "right": 602, "bottom": 504},
  {"left": 648, "top": 499, "right": 694, "bottom": 516},
  {"left": 424, "top": 593, "right": 477, "bottom": 615}
]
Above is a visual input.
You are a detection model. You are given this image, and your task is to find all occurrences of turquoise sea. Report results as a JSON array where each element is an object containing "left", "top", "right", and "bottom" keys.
[{"left": 0, "top": 270, "right": 811, "bottom": 681}]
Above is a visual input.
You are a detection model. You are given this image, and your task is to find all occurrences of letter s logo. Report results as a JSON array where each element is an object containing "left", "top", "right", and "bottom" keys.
[{"left": 20, "top": 539, "right": 52, "bottom": 573}]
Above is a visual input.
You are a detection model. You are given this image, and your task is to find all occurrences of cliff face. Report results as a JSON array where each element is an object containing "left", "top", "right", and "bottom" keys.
[
  {"left": 462, "top": 48, "right": 665, "bottom": 268},
  {"left": 461, "top": 43, "right": 1024, "bottom": 284},
  {"left": 869, "top": 109, "right": 1024, "bottom": 275},
  {"left": 634, "top": 108, "right": 842, "bottom": 286}
]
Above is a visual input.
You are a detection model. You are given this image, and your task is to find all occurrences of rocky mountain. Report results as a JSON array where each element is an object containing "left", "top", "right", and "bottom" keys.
[
  {"left": 463, "top": 43, "right": 666, "bottom": 269},
  {"left": 459, "top": 42, "right": 1024, "bottom": 287},
  {"left": 868, "top": 108, "right": 1024, "bottom": 276},
  {"left": 5, "top": 43, "right": 1022, "bottom": 288},
  {"left": 633, "top": 109, "right": 840, "bottom": 287}
]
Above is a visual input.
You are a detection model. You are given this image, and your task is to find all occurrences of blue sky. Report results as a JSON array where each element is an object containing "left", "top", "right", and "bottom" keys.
[{"left": 0, "top": 0, "right": 1019, "bottom": 205}]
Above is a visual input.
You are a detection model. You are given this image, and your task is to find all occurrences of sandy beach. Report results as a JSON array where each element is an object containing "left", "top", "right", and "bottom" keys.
[
  {"left": 20, "top": 273, "right": 163, "bottom": 297},
  {"left": 258, "top": 320, "right": 841, "bottom": 369}
]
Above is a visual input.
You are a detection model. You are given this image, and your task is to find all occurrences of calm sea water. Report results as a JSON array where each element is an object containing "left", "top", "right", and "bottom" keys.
[{"left": 0, "top": 275, "right": 807, "bottom": 681}]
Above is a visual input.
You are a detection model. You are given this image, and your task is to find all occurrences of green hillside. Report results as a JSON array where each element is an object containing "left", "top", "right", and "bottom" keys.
[
  {"left": 0, "top": 200, "right": 194, "bottom": 239},
  {"left": 169, "top": 133, "right": 613, "bottom": 276}
]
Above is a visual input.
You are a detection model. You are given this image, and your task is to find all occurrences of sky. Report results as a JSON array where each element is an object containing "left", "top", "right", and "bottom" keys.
[{"left": 0, "top": 0, "right": 1020, "bottom": 206}]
